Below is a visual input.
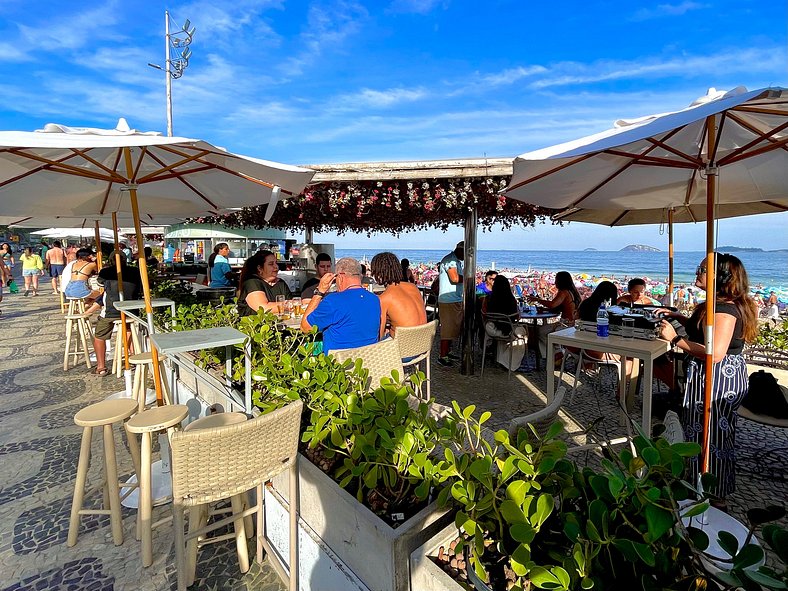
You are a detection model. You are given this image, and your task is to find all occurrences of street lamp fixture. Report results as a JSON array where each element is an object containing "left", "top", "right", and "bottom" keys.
[{"left": 148, "top": 11, "right": 196, "bottom": 136}]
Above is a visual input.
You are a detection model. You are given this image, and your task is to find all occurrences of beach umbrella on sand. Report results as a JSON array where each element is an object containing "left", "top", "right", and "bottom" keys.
[
  {"left": 0, "top": 118, "right": 315, "bottom": 403},
  {"left": 504, "top": 85, "right": 788, "bottom": 475}
]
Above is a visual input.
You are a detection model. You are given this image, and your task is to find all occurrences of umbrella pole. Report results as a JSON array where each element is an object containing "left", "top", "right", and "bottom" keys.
[
  {"left": 123, "top": 148, "right": 166, "bottom": 406},
  {"left": 668, "top": 209, "right": 674, "bottom": 307},
  {"left": 702, "top": 117, "right": 719, "bottom": 475},
  {"left": 112, "top": 212, "right": 133, "bottom": 396},
  {"left": 94, "top": 221, "right": 103, "bottom": 268}
]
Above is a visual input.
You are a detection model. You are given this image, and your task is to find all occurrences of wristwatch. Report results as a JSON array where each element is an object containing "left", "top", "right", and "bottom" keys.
[
  {"left": 671, "top": 335, "right": 683, "bottom": 346},
  {"left": 313, "top": 289, "right": 326, "bottom": 298}
]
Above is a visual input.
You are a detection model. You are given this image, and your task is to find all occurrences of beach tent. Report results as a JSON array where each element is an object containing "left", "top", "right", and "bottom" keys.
[
  {"left": 0, "top": 118, "right": 315, "bottom": 402},
  {"left": 504, "top": 85, "right": 788, "bottom": 474}
]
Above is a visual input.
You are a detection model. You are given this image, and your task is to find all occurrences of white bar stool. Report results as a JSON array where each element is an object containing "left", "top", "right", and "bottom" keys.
[
  {"left": 64, "top": 297, "right": 94, "bottom": 371},
  {"left": 125, "top": 404, "right": 189, "bottom": 567},
  {"left": 67, "top": 399, "right": 141, "bottom": 547}
]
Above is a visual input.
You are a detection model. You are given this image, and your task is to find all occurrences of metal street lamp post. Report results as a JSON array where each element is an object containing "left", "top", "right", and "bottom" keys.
[{"left": 148, "top": 11, "right": 196, "bottom": 137}]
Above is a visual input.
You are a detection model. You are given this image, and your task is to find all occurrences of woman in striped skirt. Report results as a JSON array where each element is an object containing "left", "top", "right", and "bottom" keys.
[{"left": 658, "top": 253, "right": 758, "bottom": 505}]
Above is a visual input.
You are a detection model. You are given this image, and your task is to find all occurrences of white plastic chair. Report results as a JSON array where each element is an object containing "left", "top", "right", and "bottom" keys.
[{"left": 393, "top": 320, "right": 438, "bottom": 399}]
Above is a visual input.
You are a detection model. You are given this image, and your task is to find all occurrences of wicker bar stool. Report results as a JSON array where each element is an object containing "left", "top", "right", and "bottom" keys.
[
  {"left": 171, "top": 400, "right": 303, "bottom": 591},
  {"left": 63, "top": 298, "right": 94, "bottom": 371},
  {"left": 67, "top": 398, "right": 141, "bottom": 547},
  {"left": 125, "top": 404, "right": 189, "bottom": 568}
]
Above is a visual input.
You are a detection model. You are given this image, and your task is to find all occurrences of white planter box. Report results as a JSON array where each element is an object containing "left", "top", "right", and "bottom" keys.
[
  {"left": 268, "top": 454, "right": 456, "bottom": 591},
  {"left": 410, "top": 523, "right": 465, "bottom": 591}
]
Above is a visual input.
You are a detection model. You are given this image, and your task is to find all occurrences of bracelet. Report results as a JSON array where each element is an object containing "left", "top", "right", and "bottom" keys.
[{"left": 671, "top": 335, "right": 683, "bottom": 347}]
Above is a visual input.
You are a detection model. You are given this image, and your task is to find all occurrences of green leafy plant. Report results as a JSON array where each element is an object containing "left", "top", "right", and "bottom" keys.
[
  {"left": 755, "top": 318, "right": 788, "bottom": 351},
  {"left": 436, "top": 404, "right": 731, "bottom": 591}
]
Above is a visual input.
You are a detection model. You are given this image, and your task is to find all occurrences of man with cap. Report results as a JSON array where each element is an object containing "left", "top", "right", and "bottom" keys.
[{"left": 437, "top": 241, "right": 464, "bottom": 366}]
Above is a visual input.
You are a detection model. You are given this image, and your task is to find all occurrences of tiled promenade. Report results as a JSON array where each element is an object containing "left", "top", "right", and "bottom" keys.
[{"left": 0, "top": 289, "right": 786, "bottom": 589}]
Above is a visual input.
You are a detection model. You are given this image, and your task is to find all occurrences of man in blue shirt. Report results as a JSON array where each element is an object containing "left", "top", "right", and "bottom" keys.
[
  {"left": 437, "top": 241, "right": 464, "bottom": 366},
  {"left": 300, "top": 257, "right": 380, "bottom": 353},
  {"left": 477, "top": 270, "right": 497, "bottom": 295}
]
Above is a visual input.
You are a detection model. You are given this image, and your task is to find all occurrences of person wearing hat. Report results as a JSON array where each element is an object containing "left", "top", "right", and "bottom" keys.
[{"left": 437, "top": 241, "right": 465, "bottom": 366}]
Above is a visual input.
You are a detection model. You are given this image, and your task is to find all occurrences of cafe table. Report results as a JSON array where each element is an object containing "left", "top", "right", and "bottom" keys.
[
  {"left": 546, "top": 326, "right": 670, "bottom": 432},
  {"left": 518, "top": 309, "right": 560, "bottom": 368}
]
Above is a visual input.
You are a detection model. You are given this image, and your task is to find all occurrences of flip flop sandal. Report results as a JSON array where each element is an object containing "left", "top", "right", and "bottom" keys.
[{"left": 91, "top": 367, "right": 110, "bottom": 377}]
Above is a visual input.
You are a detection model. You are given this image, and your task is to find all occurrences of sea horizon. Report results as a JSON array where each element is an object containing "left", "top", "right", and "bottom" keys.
[{"left": 336, "top": 248, "right": 788, "bottom": 295}]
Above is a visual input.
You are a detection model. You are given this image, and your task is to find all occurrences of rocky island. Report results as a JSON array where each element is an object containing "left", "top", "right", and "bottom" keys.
[{"left": 620, "top": 244, "right": 661, "bottom": 252}]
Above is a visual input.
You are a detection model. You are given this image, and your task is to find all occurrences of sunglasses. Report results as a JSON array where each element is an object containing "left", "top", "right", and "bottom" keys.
[{"left": 696, "top": 265, "right": 707, "bottom": 276}]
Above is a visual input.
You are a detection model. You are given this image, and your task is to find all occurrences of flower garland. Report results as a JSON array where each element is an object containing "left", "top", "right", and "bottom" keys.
[{"left": 196, "top": 176, "right": 555, "bottom": 235}]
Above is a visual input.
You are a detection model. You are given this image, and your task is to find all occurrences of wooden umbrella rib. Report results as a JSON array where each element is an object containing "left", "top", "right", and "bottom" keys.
[
  {"left": 602, "top": 148, "right": 698, "bottom": 168},
  {"left": 12, "top": 149, "right": 121, "bottom": 182},
  {"left": 643, "top": 139, "right": 702, "bottom": 165},
  {"left": 70, "top": 148, "right": 126, "bottom": 180},
  {"left": 141, "top": 149, "right": 220, "bottom": 210},
  {"left": 720, "top": 136, "right": 788, "bottom": 166},
  {"left": 0, "top": 154, "right": 77, "bottom": 189},
  {"left": 762, "top": 200, "right": 788, "bottom": 212},
  {"left": 732, "top": 105, "right": 788, "bottom": 116},
  {"left": 611, "top": 211, "right": 628, "bottom": 226},
  {"left": 99, "top": 149, "right": 124, "bottom": 215},
  {"left": 716, "top": 115, "right": 788, "bottom": 165},
  {"left": 132, "top": 146, "right": 149, "bottom": 181},
  {"left": 506, "top": 152, "right": 598, "bottom": 191},
  {"left": 135, "top": 147, "right": 212, "bottom": 182}
]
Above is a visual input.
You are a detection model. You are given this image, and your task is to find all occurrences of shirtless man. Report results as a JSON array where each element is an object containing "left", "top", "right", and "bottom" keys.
[
  {"left": 45, "top": 240, "right": 67, "bottom": 294},
  {"left": 370, "top": 252, "right": 427, "bottom": 338}
]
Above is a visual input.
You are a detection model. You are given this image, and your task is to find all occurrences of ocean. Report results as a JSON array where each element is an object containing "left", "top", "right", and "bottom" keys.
[{"left": 336, "top": 249, "right": 788, "bottom": 292}]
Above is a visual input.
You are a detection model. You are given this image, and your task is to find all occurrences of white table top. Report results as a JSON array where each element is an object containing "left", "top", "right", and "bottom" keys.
[
  {"left": 150, "top": 327, "right": 247, "bottom": 354},
  {"left": 548, "top": 326, "right": 669, "bottom": 359},
  {"left": 114, "top": 298, "right": 175, "bottom": 312}
]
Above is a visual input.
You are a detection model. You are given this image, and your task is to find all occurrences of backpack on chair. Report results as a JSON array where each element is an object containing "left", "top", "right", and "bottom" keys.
[{"left": 742, "top": 370, "right": 788, "bottom": 419}]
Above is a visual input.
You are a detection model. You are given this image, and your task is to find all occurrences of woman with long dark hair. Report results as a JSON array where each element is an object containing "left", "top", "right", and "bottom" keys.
[
  {"left": 483, "top": 274, "right": 530, "bottom": 371},
  {"left": 659, "top": 253, "right": 758, "bottom": 506},
  {"left": 530, "top": 270, "right": 581, "bottom": 322},
  {"left": 237, "top": 250, "right": 292, "bottom": 316}
]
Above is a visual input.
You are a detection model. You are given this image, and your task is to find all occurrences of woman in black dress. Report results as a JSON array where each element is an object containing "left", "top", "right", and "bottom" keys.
[{"left": 658, "top": 253, "right": 758, "bottom": 503}]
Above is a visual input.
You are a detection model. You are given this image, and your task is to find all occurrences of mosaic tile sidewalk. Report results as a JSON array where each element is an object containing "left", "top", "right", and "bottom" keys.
[
  {"left": 1, "top": 290, "right": 786, "bottom": 590},
  {"left": 0, "top": 293, "right": 285, "bottom": 591}
]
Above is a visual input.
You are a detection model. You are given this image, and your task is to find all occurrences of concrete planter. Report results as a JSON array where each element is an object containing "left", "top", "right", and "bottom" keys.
[
  {"left": 410, "top": 523, "right": 465, "bottom": 591},
  {"left": 268, "top": 453, "right": 456, "bottom": 591}
]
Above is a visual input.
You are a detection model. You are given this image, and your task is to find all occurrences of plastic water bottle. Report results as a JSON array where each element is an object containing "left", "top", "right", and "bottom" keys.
[{"left": 596, "top": 302, "right": 609, "bottom": 338}]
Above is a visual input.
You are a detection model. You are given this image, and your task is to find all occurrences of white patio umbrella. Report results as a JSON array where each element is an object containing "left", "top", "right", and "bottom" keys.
[
  {"left": 0, "top": 118, "right": 316, "bottom": 403},
  {"left": 504, "top": 85, "right": 788, "bottom": 474},
  {"left": 31, "top": 227, "right": 124, "bottom": 242}
]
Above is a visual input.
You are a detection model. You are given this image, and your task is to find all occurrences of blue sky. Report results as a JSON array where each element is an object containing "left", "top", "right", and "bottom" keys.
[{"left": 1, "top": 0, "right": 785, "bottom": 251}]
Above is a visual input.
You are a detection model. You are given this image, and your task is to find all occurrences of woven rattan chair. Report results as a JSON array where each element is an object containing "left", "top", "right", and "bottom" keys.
[
  {"left": 481, "top": 313, "right": 527, "bottom": 380},
  {"left": 393, "top": 320, "right": 438, "bottom": 399},
  {"left": 170, "top": 399, "right": 303, "bottom": 591},
  {"left": 508, "top": 386, "right": 566, "bottom": 439},
  {"left": 332, "top": 338, "right": 405, "bottom": 391}
]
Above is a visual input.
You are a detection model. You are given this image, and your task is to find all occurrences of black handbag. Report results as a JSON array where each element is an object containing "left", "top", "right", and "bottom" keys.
[{"left": 742, "top": 370, "right": 788, "bottom": 419}]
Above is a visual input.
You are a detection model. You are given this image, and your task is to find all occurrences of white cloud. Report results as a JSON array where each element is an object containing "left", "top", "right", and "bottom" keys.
[
  {"left": 631, "top": 1, "right": 707, "bottom": 21},
  {"left": 481, "top": 65, "right": 549, "bottom": 87},
  {"left": 16, "top": 2, "right": 123, "bottom": 53},
  {"left": 331, "top": 87, "right": 428, "bottom": 110},
  {"left": 283, "top": 1, "right": 368, "bottom": 75},
  {"left": 529, "top": 48, "right": 784, "bottom": 89},
  {"left": 387, "top": 0, "right": 446, "bottom": 15}
]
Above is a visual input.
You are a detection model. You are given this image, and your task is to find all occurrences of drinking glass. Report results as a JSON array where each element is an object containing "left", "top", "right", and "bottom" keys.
[
  {"left": 282, "top": 300, "right": 292, "bottom": 320},
  {"left": 276, "top": 295, "right": 286, "bottom": 316},
  {"left": 622, "top": 317, "right": 635, "bottom": 339},
  {"left": 292, "top": 297, "right": 302, "bottom": 317}
]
